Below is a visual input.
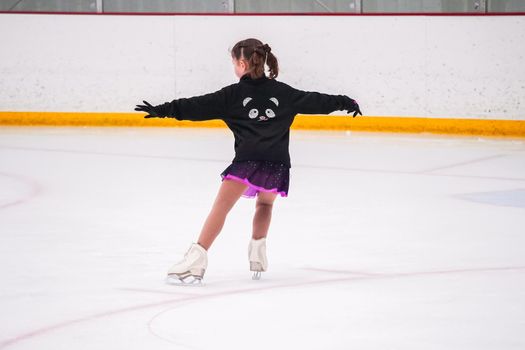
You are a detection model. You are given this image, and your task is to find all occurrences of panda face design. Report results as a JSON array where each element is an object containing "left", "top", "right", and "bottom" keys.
[{"left": 242, "top": 97, "right": 279, "bottom": 122}]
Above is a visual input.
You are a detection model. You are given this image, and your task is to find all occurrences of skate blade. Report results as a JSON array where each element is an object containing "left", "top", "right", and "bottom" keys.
[
  {"left": 250, "top": 262, "right": 263, "bottom": 280},
  {"left": 250, "top": 262, "right": 265, "bottom": 281},
  {"left": 252, "top": 271, "right": 262, "bottom": 280},
  {"left": 166, "top": 274, "right": 204, "bottom": 287}
]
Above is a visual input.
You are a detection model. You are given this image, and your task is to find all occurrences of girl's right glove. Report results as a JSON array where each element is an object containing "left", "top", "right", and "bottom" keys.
[
  {"left": 134, "top": 100, "right": 172, "bottom": 118},
  {"left": 342, "top": 97, "right": 362, "bottom": 118}
]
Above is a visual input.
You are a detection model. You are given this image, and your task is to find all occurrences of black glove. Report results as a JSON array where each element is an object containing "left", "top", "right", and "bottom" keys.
[
  {"left": 342, "top": 97, "right": 362, "bottom": 118},
  {"left": 134, "top": 100, "right": 168, "bottom": 118}
]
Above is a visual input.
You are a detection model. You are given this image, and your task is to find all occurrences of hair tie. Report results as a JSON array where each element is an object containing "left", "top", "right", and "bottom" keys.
[{"left": 262, "top": 44, "right": 271, "bottom": 54}]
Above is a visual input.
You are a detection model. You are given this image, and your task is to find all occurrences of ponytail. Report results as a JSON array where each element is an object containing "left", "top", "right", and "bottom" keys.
[{"left": 231, "top": 38, "right": 279, "bottom": 79}]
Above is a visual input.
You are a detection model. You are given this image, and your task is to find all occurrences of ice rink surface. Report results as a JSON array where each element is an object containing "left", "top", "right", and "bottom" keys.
[{"left": 1, "top": 126, "right": 524, "bottom": 350}]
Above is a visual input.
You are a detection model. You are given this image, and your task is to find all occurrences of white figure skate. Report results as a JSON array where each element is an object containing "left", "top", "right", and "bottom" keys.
[
  {"left": 249, "top": 238, "right": 268, "bottom": 280},
  {"left": 166, "top": 243, "right": 207, "bottom": 286}
]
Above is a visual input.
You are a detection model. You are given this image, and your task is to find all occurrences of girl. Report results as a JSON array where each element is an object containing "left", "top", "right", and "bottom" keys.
[{"left": 135, "top": 38, "right": 361, "bottom": 285}]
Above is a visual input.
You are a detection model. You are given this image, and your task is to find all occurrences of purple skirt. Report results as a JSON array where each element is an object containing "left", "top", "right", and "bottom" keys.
[{"left": 221, "top": 160, "right": 290, "bottom": 198}]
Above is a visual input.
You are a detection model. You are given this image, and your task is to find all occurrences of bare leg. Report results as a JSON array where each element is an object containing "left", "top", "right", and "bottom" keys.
[
  {"left": 197, "top": 179, "right": 248, "bottom": 250},
  {"left": 252, "top": 192, "right": 278, "bottom": 240}
]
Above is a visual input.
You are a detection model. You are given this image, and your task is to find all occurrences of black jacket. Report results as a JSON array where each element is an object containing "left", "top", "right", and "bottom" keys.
[{"left": 157, "top": 75, "right": 357, "bottom": 167}]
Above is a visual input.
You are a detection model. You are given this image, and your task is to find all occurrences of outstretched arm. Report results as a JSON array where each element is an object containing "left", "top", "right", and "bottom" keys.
[
  {"left": 291, "top": 89, "right": 362, "bottom": 117},
  {"left": 135, "top": 87, "right": 231, "bottom": 121}
]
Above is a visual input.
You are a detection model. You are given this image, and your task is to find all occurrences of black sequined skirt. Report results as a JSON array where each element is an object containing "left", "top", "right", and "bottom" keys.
[{"left": 220, "top": 160, "right": 290, "bottom": 198}]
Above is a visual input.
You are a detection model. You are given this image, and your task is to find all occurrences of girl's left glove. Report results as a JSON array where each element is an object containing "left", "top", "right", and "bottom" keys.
[
  {"left": 342, "top": 97, "right": 362, "bottom": 118},
  {"left": 134, "top": 100, "right": 169, "bottom": 118}
]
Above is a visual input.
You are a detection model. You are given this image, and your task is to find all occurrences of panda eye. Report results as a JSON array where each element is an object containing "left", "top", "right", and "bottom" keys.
[
  {"left": 265, "top": 109, "right": 276, "bottom": 118},
  {"left": 249, "top": 109, "right": 259, "bottom": 119}
]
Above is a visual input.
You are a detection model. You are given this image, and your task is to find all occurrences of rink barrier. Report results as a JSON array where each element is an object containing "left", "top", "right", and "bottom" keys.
[{"left": 1, "top": 112, "right": 524, "bottom": 137}]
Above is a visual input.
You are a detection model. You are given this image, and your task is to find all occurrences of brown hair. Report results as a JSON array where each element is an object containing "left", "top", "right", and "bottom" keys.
[{"left": 231, "top": 38, "right": 279, "bottom": 79}]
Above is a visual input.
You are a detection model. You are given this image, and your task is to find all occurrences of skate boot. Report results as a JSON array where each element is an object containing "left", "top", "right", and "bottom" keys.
[
  {"left": 248, "top": 238, "right": 268, "bottom": 280},
  {"left": 166, "top": 243, "right": 207, "bottom": 285}
]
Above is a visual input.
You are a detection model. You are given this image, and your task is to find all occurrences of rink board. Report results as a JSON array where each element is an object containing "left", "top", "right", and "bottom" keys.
[{"left": 1, "top": 112, "right": 524, "bottom": 138}]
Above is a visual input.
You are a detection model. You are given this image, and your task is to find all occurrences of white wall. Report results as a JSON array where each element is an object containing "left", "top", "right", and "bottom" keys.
[{"left": 1, "top": 14, "right": 524, "bottom": 119}]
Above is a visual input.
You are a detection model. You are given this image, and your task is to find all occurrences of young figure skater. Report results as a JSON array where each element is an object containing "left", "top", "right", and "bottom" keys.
[{"left": 135, "top": 38, "right": 361, "bottom": 284}]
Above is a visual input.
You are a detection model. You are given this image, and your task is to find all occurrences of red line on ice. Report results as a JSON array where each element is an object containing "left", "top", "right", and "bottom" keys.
[
  {"left": 2, "top": 265, "right": 525, "bottom": 349},
  {"left": 0, "top": 172, "right": 41, "bottom": 210}
]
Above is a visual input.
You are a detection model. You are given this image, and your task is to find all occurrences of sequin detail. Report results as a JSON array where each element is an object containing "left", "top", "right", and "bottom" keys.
[{"left": 220, "top": 160, "right": 289, "bottom": 198}]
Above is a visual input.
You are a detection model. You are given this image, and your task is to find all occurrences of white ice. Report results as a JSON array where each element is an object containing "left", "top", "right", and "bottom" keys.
[{"left": 1, "top": 126, "right": 524, "bottom": 350}]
